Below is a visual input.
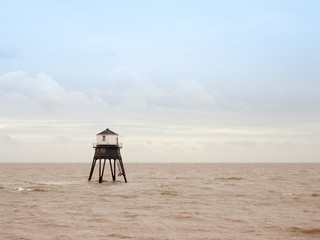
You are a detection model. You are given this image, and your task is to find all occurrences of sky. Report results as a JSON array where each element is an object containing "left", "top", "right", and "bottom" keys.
[{"left": 0, "top": 0, "right": 320, "bottom": 163}]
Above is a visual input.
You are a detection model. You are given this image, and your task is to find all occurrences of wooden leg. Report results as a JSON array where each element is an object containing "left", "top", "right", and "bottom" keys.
[
  {"left": 100, "top": 159, "right": 106, "bottom": 183},
  {"left": 113, "top": 159, "right": 116, "bottom": 181},
  {"left": 109, "top": 159, "right": 115, "bottom": 181},
  {"left": 88, "top": 158, "right": 96, "bottom": 181},
  {"left": 99, "top": 159, "right": 102, "bottom": 183},
  {"left": 119, "top": 158, "right": 127, "bottom": 183}
]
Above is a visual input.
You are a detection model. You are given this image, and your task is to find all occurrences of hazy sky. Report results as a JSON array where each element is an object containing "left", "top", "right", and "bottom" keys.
[{"left": 1, "top": 0, "right": 320, "bottom": 162}]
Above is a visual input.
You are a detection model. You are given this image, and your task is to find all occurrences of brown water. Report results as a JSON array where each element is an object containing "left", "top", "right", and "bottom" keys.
[{"left": 1, "top": 163, "right": 320, "bottom": 240}]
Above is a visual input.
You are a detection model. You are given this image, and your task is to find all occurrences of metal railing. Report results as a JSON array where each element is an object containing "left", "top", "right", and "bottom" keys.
[{"left": 93, "top": 142, "right": 123, "bottom": 148}]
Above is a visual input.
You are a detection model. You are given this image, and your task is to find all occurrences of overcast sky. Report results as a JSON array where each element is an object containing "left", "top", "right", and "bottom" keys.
[{"left": 0, "top": 0, "right": 319, "bottom": 162}]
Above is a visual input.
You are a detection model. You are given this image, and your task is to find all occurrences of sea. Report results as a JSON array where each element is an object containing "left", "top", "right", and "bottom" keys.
[{"left": 1, "top": 163, "right": 320, "bottom": 240}]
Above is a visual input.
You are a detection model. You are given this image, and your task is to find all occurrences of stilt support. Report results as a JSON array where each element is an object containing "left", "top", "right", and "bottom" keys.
[
  {"left": 113, "top": 159, "right": 116, "bottom": 181},
  {"left": 119, "top": 158, "right": 127, "bottom": 183},
  {"left": 88, "top": 158, "right": 96, "bottom": 181},
  {"left": 88, "top": 157, "right": 127, "bottom": 183},
  {"left": 109, "top": 159, "right": 115, "bottom": 181}
]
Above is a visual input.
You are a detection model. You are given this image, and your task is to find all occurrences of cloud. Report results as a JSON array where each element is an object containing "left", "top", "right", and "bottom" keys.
[
  {"left": 99, "top": 66, "right": 220, "bottom": 110},
  {"left": 0, "top": 71, "right": 107, "bottom": 117},
  {"left": 0, "top": 69, "right": 319, "bottom": 163},
  {"left": 153, "top": 79, "right": 218, "bottom": 109},
  {"left": 0, "top": 69, "right": 220, "bottom": 112},
  {"left": 100, "top": 66, "right": 155, "bottom": 107},
  {"left": 0, "top": 134, "right": 19, "bottom": 145},
  {"left": 1, "top": 69, "right": 224, "bottom": 119},
  {"left": 1, "top": 69, "right": 318, "bottom": 131}
]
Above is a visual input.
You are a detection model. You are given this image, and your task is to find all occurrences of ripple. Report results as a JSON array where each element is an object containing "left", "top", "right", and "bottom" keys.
[
  {"left": 214, "top": 177, "right": 245, "bottom": 181},
  {"left": 290, "top": 226, "right": 320, "bottom": 234}
]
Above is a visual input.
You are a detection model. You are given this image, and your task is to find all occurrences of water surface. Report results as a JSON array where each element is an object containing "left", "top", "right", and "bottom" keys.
[{"left": 1, "top": 163, "right": 320, "bottom": 239}]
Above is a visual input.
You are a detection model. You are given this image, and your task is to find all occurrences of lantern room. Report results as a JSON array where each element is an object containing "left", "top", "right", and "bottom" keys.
[{"left": 96, "top": 128, "right": 119, "bottom": 146}]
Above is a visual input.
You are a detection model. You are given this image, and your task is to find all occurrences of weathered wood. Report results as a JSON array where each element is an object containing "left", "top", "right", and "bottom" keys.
[
  {"left": 113, "top": 159, "right": 116, "bottom": 181},
  {"left": 119, "top": 157, "right": 127, "bottom": 183},
  {"left": 99, "top": 159, "right": 102, "bottom": 183},
  {"left": 109, "top": 159, "right": 114, "bottom": 180},
  {"left": 88, "top": 158, "right": 96, "bottom": 181},
  {"left": 100, "top": 159, "right": 106, "bottom": 183}
]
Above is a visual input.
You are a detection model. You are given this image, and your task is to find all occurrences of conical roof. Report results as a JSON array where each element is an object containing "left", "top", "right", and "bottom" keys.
[{"left": 97, "top": 128, "right": 118, "bottom": 135}]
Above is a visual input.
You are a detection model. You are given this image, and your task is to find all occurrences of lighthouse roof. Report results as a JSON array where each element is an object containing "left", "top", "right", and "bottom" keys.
[{"left": 97, "top": 128, "right": 118, "bottom": 136}]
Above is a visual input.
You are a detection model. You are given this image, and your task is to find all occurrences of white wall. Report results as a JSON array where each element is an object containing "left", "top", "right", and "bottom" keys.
[{"left": 97, "top": 134, "right": 118, "bottom": 145}]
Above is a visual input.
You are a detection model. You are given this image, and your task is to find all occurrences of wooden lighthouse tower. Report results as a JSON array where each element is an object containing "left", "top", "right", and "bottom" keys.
[{"left": 88, "top": 128, "right": 127, "bottom": 183}]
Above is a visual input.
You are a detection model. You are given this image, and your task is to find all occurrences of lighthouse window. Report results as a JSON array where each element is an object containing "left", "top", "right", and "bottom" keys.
[{"left": 102, "top": 136, "right": 105, "bottom": 141}]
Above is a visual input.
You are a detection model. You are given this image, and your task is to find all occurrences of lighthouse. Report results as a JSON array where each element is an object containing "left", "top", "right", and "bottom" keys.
[{"left": 88, "top": 128, "right": 127, "bottom": 183}]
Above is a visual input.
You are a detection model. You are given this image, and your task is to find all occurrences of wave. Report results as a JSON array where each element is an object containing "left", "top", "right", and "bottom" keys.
[
  {"left": 174, "top": 176, "right": 189, "bottom": 180},
  {"left": 172, "top": 214, "right": 195, "bottom": 220},
  {"left": 269, "top": 177, "right": 286, "bottom": 181},
  {"left": 160, "top": 190, "right": 179, "bottom": 196},
  {"left": 106, "top": 233, "right": 133, "bottom": 239},
  {"left": 214, "top": 177, "right": 245, "bottom": 181},
  {"left": 290, "top": 226, "right": 320, "bottom": 234},
  {"left": 122, "top": 194, "right": 138, "bottom": 199},
  {"left": 27, "top": 188, "right": 52, "bottom": 192},
  {"left": 16, "top": 186, "right": 52, "bottom": 192},
  {"left": 37, "top": 181, "right": 77, "bottom": 186}
]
